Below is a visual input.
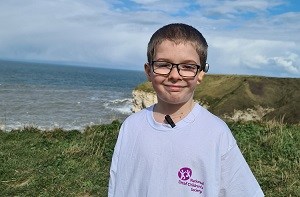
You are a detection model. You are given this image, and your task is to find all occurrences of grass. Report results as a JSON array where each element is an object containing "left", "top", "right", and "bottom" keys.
[
  {"left": 0, "top": 120, "right": 299, "bottom": 196},
  {"left": 228, "top": 121, "right": 300, "bottom": 196},
  {"left": 135, "top": 76, "right": 300, "bottom": 124},
  {"left": 0, "top": 121, "right": 120, "bottom": 197}
]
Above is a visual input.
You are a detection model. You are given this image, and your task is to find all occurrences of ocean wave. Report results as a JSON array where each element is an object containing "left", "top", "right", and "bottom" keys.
[
  {"left": 0, "top": 61, "right": 146, "bottom": 132},
  {"left": 104, "top": 98, "right": 133, "bottom": 114}
]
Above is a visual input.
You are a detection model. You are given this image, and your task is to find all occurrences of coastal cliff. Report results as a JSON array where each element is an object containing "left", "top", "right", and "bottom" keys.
[
  {"left": 131, "top": 90, "right": 157, "bottom": 112},
  {"left": 132, "top": 89, "right": 274, "bottom": 122},
  {"left": 132, "top": 75, "right": 300, "bottom": 124}
]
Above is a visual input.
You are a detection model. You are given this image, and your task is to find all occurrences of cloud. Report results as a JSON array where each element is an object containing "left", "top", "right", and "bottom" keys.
[
  {"left": 189, "top": 0, "right": 286, "bottom": 20},
  {"left": 208, "top": 36, "right": 299, "bottom": 77},
  {"left": 0, "top": 0, "right": 299, "bottom": 77},
  {"left": 270, "top": 52, "right": 299, "bottom": 74}
]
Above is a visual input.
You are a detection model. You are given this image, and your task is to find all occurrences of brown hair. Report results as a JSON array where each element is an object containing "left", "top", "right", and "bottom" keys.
[{"left": 147, "top": 23, "right": 208, "bottom": 67}]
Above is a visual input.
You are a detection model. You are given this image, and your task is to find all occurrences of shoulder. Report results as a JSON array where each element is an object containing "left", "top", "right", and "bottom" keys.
[
  {"left": 196, "top": 104, "right": 230, "bottom": 131},
  {"left": 124, "top": 105, "right": 151, "bottom": 122},
  {"left": 114, "top": 106, "right": 152, "bottom": 151},
  {"left": 195, "top": 104, "right": 236, "bottom": 155},
  {"left": 121, "top": 105, "right": 153, "bottom": 130}
]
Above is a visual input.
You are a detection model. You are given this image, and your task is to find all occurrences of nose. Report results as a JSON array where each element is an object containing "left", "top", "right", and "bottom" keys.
[{"left": 168, "top": 65, "right": 182, "bottom": 80}]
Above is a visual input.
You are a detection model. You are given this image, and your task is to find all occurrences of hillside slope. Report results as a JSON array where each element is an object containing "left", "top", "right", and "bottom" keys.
[{"left": 134, "top": 75, "right": 300, "bottom": 124}]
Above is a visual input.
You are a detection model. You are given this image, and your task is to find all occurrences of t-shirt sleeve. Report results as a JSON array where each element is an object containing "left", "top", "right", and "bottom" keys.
[
  {"left": 108, "top": 125, "right": 124, "bottom": 197},
  {"left": 218, "top": 134, "right": 264, "bottom": 197}
]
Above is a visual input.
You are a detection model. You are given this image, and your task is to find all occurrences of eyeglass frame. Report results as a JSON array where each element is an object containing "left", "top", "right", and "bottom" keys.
[{"left": 150, "top": 60, "right": 203, "bottom": 77}]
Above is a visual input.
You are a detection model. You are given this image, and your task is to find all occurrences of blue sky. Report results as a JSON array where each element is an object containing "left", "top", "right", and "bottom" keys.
[{"left": 0, "top": 0, "right": 299, "bottom": 77}]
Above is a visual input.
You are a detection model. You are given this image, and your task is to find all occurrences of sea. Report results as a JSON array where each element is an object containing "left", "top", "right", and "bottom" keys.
[{"left": 0, "top": 60, "right": 146, "bottom": 131}]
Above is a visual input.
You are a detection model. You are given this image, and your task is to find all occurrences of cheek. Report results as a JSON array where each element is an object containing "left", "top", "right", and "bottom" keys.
[
  {"left": 191, "top": 82, "right": 199, "bottom": 90},
  {"left": 187, "top": 79, "right": 199, "bottom": 88},
  {"left": 150, "top": 78, "right": 167, "bottom": 95},
  {"left": 151, "top": 75, "right": 164, "bottom": 84}
]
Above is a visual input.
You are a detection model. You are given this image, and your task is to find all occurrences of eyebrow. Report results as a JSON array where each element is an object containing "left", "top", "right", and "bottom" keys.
[{"left": 154, "top": 59, "right": 199, "bottom": 64}]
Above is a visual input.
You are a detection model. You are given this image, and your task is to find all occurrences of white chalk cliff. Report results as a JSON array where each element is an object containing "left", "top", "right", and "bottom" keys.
[{"left": 131, "top": 90, "right": 157, "bottom": 113}]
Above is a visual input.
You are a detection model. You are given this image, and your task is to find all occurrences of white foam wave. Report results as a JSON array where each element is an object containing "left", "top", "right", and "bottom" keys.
[{"left": 104, "top": 98, "right": 133, "bottom": 114}]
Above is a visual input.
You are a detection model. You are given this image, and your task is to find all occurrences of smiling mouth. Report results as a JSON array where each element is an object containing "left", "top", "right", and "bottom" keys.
[{"left": 165, "top": 84, "right": 184, "bottom": 91}]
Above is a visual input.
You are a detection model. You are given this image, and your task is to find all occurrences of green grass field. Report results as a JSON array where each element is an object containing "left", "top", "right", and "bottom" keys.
[{"left": 0, "top": 120, "right": 299, "bottom": 196}]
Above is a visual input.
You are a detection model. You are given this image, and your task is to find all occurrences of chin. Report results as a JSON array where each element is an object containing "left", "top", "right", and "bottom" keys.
[{"left": 160, "top": 96, "right": 192, "bottom": 105}]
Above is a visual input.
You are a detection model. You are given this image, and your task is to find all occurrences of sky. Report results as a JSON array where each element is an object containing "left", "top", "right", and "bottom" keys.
[{"left": 0, "top": 0, "right": 299, "bottom": 78}]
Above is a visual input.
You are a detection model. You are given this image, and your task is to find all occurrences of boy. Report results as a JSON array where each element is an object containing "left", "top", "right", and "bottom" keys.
[{"left": 108, "top": 23, "right": 264, "bottom": 196}]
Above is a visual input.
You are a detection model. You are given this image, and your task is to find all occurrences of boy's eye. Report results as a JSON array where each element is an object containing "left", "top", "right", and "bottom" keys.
[
  {"left": 155, "top": 62, "right": 171, "bottom": 68},
  {"left": 180, "top": 64, "right": 197, "bottom": 70}
]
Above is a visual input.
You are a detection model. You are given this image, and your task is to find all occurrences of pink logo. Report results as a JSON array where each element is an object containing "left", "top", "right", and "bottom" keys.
[{"left": 178, "top": 167, "right": 192, "bottom": 181}]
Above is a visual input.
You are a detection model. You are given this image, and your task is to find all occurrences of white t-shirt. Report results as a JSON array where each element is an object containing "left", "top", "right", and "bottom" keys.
[{"left": 108, "top": 104, "right": 264, "bottom": 197}]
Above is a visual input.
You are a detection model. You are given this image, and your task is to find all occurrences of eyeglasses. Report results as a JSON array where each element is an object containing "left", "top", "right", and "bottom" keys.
[{"left": 151, "top": 61, "right": 201, "bottom": 77}]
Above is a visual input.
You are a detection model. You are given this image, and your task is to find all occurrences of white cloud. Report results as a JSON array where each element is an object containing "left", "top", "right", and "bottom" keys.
[
  {"left": 192, "top": 0, "right": 286, "bottom": 19},
  {"left": 0, "top": 0, "right": 299, "bottom": 77},
  {"left": 270, "top": 53, "right": 299, "bottom": 74},
  {"left": 208, "top": 37, "right": 299, "bottom": 76}
]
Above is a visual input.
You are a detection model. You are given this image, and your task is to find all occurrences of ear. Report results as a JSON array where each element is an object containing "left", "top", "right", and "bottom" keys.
[
  {"left": 197, "top": 71, "right": 205, "bottom": 84},
  {"left": 144, "top": 63, "right": 152, "bottom": 81}
]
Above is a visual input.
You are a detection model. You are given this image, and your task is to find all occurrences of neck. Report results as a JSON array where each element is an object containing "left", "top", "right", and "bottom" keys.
[{"left": 153, "top": 100, "right": 195, "bottom": 124}]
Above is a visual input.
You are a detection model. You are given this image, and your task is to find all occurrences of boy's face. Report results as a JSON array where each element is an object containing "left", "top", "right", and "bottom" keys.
[{"left": 145, "top": 40, "right": 205, "bottom": 105}]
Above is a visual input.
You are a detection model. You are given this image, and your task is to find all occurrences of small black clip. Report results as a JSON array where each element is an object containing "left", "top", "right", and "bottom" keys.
[{"left": 165, "top": 115, "right": 176, "bottom": 128}]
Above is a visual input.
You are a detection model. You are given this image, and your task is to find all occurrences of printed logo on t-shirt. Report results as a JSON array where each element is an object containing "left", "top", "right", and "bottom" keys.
[
  {"left": 178, "top": 167, "right": 192, "bottom": 180},
  {"left": 177, "top": 167, "right": 204, "bottom": 194}
]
